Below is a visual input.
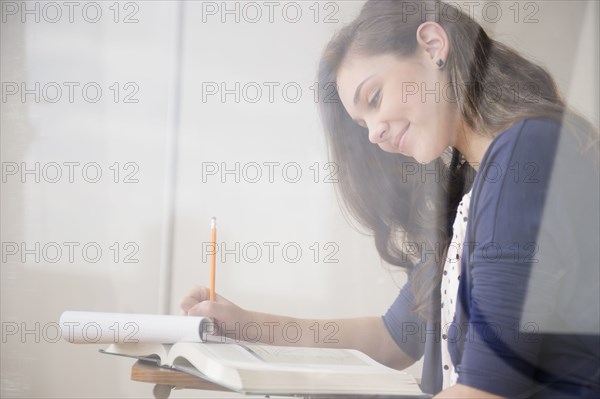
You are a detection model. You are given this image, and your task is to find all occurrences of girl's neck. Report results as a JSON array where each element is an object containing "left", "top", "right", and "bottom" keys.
[{"left": 453, "top": 121, "right": 498, "bottom": 172}]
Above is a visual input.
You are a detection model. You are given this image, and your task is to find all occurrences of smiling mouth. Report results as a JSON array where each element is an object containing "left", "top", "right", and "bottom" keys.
[{"left": 393, "top": 123, "right": 411, "bottom": 149}]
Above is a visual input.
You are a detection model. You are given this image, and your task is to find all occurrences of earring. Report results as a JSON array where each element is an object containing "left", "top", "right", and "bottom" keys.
[{"left": 436, "top": 59, "right": 444, "bottom": 68}]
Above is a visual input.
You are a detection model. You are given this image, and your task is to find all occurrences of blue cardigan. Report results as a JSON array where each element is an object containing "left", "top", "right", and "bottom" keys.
[{"left": 383, "top": 119, "right": 600, "bottom": 397}]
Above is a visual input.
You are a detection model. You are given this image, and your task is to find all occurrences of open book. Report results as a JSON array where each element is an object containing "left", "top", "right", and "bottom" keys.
[
  {"left": 61, "top": 311, "right": 427, "bottom": 397},
  {"left": 101, "top": 341, "right": 427, "bottom": 397}
]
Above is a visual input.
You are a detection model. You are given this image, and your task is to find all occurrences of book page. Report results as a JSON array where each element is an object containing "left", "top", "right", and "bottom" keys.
[
  {"left": 167, "top": 343, "right": 425, "bottom": 397},
  {"left": 100, "top": 343, "right": 171, "bottom": 365},
  {"left": 240, "top": 345, "right": 369, "bottom": 366}
]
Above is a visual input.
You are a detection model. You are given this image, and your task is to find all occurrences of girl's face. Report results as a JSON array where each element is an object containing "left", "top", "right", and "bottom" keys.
[{"left": 336, "top": 52, "right": 461, "bottom": 164}]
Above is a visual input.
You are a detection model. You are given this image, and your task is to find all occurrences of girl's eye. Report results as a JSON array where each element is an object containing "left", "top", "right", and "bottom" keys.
[{"left": 368, "top": 90, "right": 380, "bottom": 109}]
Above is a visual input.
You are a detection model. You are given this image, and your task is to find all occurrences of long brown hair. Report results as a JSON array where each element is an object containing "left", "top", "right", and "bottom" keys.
[{"left": 317, "top": 0, "right": 599, "bottom": 320}]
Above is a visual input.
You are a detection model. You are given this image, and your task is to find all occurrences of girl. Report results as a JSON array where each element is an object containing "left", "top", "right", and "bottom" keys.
[{"left": 181, "top": 1, "right": 599, "bottom": 397}]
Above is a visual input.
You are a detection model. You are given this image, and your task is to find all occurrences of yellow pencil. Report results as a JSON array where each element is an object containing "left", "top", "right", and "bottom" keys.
[{"left": 210, "top": 217, "right": 217, "bottom": 301}]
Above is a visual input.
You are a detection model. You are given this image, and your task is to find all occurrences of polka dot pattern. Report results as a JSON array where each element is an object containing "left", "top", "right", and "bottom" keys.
[{"left": 441, "top": 188, "right": 472, "bottom": 389}]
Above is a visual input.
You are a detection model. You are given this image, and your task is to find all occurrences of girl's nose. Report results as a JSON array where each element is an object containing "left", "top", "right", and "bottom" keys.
[{"left": 368, "top": 121, "right": 389, "bottom": 144}]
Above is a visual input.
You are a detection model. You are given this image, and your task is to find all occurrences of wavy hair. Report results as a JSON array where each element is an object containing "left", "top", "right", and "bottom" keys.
[{"left": 317, "top": 0, "right": 599, "bottom": 320}]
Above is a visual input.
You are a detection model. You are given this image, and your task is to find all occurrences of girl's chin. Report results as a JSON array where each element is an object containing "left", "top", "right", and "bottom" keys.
[
  {"left": 412, "top": 154, "right": 436, "bottom": 165},
  {"left": 413, "top": 148, "right": 449, "bottom": 164}
]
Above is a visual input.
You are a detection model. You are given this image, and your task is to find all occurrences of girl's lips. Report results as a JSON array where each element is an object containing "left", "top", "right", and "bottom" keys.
[{"left": 394, "top": 123, "right": 410, "bottom": 150}]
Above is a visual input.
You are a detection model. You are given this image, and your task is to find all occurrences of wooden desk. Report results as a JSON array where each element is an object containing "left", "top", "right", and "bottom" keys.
[
  {"left": 131, "top": 360, "right": 291, "bottom": 399},
  {"left": 131, "top": 360, "right": 427, "bottom": 399}
]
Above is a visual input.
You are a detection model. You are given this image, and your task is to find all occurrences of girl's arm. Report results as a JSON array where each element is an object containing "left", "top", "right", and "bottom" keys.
[{"left": 180, "top": 285, "right": 417, "bottom": 370}]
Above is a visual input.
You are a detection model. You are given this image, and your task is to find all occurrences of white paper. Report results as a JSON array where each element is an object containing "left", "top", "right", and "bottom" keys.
[{"left": 59, "top": 311, "right": 212, "bottom": 344}]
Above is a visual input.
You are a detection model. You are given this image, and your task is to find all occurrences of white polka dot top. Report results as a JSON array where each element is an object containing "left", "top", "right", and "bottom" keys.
[{"left": 440, "top": 188, "right": 472, "bottom": 389}]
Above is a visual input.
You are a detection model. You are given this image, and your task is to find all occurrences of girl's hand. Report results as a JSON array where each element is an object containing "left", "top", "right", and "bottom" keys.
[{"left": 179, "top": 286, "right": 253, "bottom": 340}]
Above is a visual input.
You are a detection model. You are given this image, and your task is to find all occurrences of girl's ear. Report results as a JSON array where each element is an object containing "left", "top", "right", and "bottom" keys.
[{"left": 416, "top": 22, "right": 450, "bottom": 67}]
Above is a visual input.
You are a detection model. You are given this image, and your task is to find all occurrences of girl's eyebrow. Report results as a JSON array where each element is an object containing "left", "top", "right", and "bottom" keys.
[{"left": 353, "top": 74, "right": 375, "bottom": 106}]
